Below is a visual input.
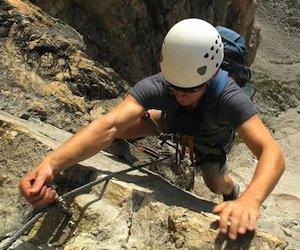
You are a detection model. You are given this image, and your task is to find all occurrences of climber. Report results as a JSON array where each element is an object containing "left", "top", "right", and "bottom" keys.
[{"left": 19, "top": 18, "right": 285, "bottom": 240}]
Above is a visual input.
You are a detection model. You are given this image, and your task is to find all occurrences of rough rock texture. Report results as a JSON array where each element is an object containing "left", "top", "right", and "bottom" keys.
[
  {"left": 0, "top": 0, "right": 261, "bottom": 131},
  {"left": 0, "top": 0, "right": 299, "bottom": 249},
  {"left": 0, "top": 0, "right": 129, "bottom": 132},
  {"left": 0, "top": 111, "right": 286, "bottom": 249},
  {"left": 30, "top": 0, "right": 259, "bottom": 84}
]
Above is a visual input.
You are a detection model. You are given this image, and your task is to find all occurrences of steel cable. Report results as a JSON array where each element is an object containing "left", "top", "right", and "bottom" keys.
[{"left": 0, "top": 155, "right": 170, "bottom": 250}]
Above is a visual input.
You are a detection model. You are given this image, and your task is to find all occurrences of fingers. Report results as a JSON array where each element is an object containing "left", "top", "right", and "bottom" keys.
[
  {"left": 238, "top": 212, "right": 249, "bottom": 234},
  {"left": 31, "top": 187, "right": 57, "bottom": 207},
  {"left": 19, "top": 167, "right": 56, "bottom": 207},
  {"left": 20, "top": 183, "right": 57, "bottom": 207},
  {"left": 212, "top": 202, "right": 225, "bottom": 214},
  {"left": 228, "top": 210, "right": 242, "bottom": 240},
  {"left": 19, "top": 171, "right": 38, "bottom": 199},
  {"left": 19, "top": 171, "right": 35, "bottom": 193},
  {"left": 24, "top": 185, "right": 57, "bottom": 207},
  {"left": 213, "top": 201, "right": 258, "bottom": 240},
  {"left": 214, "top": 203, "right": 231, "bottom": 234},
  {"left": 30, "top": 170, "right": 50, "bottom": 194},
  {"left": 248, "top": 210, "right": 259, "bottom": 231}
]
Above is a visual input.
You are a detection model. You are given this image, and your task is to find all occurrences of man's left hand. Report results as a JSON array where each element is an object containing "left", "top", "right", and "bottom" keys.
[{"left": 212, "top": 197, "right": 260, "bottom": 240}]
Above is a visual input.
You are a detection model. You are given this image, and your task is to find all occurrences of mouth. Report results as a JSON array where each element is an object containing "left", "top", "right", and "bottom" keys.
[{"left": 176, "top": 97, "right": 192, "bottom": 106}]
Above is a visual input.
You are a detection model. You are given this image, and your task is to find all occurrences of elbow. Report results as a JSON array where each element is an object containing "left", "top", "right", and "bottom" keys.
[
  {"left": 104, "top": 121, "right": 118, "bottom": 144},
  {"left": 94, "top": 115, "right": 118, "bottom": 146},
  {"left": 270, "top": 142, "right": 285, "bottom": 176},
  {"left": 259, "top": 142, "right": 285, "bottom": 176}
]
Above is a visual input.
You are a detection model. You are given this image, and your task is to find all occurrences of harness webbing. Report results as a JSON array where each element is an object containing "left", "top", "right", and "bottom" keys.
[
  {"left": 143, "top": 112, "right": 196, "bottom": 168},
  {"left": 177, "top": 135, "right": 195, "bottom": 167}
]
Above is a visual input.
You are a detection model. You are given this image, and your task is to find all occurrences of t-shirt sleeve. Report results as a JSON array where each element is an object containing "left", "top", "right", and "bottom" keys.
[
  {"left": 218, "top": 79, "right": 257, "bottom": 129},
  {"left": 129, "top": 73, "right": 168, "bottom": 110}
]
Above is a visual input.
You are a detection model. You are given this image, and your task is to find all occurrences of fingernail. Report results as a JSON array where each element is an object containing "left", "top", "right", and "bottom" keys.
[{"left": 229, "top": 233, "right": 236, "bottom": 240}]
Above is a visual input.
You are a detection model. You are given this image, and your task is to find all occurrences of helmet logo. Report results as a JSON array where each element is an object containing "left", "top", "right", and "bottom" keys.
[{"left": 197, "top": 66, "right": 207, "bottom": 75}]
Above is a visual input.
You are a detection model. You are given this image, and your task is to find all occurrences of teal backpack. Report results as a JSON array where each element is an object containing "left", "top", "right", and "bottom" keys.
[{"left": 211, "top": 26, "right": 256, "bottom": 99}]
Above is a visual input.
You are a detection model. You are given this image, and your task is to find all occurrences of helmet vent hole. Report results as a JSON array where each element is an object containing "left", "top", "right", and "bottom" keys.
[
  {"left": 211, "top": 56, "right": 215, "bottom": 60},
  {"left": 216, "top": 63, "right": 219, "bottom": 68},
  {"left": 216, "top": 49, "right": 219, "bottom": 54},
  {"left": 204, "top": 53, "right": 209, "bottom": 58},
  {"left": 197, "top": 66, "right": 207, "bottom": 75},
  {"left": 215, "top": 40, "right": 218, "bottom": 44},
  {"left": 210, "top": 46, "right": 214, "bottom": 51}
]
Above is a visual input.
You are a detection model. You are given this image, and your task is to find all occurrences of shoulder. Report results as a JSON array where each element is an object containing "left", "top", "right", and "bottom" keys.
[
  {"left": 130, "top": 73, "right": 171, "bottom": 110},
  {"left": 208, "top": 70, "right": 249, "bottom": 100},
  {"left": 221, "top": 76, "right": 252, "bottom": 101},
  {"left": 225, "top": 77, "right": 242, "bottom": 91},
  {"left": 136, "top": 73, "right": 168, "bottom": 89},
  {"left": 218, "top": 77, "right": 257, "bottom": 128},
  {"left": 131, "top": 73, "right": 168, "bottom": 93}
]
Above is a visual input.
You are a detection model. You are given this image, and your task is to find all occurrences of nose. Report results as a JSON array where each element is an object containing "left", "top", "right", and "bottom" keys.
[{"left": 173, "top": 90, "right": 187, "bottom": 98}]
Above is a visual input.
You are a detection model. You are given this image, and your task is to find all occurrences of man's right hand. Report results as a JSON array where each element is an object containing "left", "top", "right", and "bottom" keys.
[
  {"left": 19, "top": 164, "right": 57, "bottom": 207},
  {"left": 18, "top": 95, "right": 147, "bottom": 207}
]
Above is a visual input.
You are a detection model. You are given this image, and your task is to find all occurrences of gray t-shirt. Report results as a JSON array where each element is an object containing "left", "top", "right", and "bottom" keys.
[{"left": 130, "top": 72, "right": 257, "bottom": 145}]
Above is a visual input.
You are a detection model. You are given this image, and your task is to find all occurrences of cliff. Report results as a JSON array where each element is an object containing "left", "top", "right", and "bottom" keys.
[{"left": 0, "top": 0, "right": 293, "bottom": 249}]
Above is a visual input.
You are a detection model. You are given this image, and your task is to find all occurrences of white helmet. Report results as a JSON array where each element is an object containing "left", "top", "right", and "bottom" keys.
[{"left": 160, "top": 18, "right": 224, "bottom": 89}]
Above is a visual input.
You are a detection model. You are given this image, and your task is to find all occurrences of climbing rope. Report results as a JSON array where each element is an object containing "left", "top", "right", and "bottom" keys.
[{"left": 0, "top": 155, "right": 170, "bottom": 250}]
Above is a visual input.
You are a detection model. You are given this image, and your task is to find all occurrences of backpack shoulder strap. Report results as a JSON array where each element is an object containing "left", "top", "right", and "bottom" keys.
[{"left": 208, "top": 69, "right": 228, "bottom": 100}]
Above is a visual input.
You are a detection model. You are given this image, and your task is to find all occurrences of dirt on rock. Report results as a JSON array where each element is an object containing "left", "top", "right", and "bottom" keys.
[{"left": 0, "top": 0, "right": 300, "bottom": 249}]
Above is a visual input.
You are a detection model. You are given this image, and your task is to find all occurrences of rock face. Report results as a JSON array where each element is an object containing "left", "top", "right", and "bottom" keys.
[
  {"left": 30, "top": 0, "right": 259, "bottom": 84},
  {"left": 0, "top": 111, "right": 286, "bottom": 249},
  {"left": 0, "top": 0, "right": 260, "bottom": 130},
  {"left": 0, "top": 0, "right": 130, "bottom": 132},
  {"left": 0, "top": 0, "right": 293, "bottom": 249}
]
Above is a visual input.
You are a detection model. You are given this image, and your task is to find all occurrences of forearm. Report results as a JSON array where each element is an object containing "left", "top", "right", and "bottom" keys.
[
  {"left": 240, "top": 144, "right": 285, "bottom": 206},
  {"left": 40, "top": 116, "right": 116, "bottom": 174}
]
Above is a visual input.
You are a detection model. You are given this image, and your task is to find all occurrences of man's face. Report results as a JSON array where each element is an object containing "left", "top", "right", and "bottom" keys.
[{"left": 172, "top": 84, "right": 208, "bottom": 107}]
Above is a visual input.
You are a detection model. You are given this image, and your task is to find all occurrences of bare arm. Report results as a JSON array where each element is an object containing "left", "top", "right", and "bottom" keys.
[
  {"left": 45, "top": 95, "right": 145, "bottom": 173},
  {"left": 19, "top": 95, "right": 145, "bottom": 206},
  {"left": 213, "top": 114, "right": 285, "bottom": 239},
  {"left": 236, "top": 114, "right": 285, "bottom": 206}
]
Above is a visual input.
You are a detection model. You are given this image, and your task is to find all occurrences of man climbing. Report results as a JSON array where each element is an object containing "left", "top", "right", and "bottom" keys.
[{"left": 19, "top": 18, "right": 285, "bottom": 240}]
